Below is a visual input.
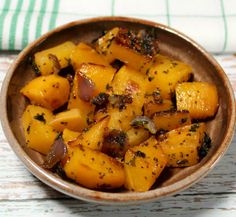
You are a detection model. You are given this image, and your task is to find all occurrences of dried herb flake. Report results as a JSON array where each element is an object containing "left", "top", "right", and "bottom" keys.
[
  {"left": 34, "top": 113, "right": 46, "bottom": 124},
  {"left": 135, "top": 150, "right": 146, "bottom": 158}
]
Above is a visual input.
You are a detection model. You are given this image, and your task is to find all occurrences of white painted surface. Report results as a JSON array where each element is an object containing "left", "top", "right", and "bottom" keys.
[{"left": 0, "top": 53, "right": 235, "bottom": 216}]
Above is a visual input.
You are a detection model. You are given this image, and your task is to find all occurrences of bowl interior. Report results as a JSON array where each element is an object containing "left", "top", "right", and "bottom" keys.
[{"left": 3, "top": 17, "right": 235, "bottom": 203}]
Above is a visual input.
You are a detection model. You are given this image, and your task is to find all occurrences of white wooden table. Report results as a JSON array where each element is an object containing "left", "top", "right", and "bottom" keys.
[{"left": 0, "top": 53, "right": 235, "bottom": 217}]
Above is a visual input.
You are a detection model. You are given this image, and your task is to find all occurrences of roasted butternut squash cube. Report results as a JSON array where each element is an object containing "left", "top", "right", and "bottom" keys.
[
  {"left": 108, "top": 42, "right": 152, "bottom": 73},
  {"left": 144, "top": 99, "right": 174, "bottom": 117},
  {"left": 95, "top": 27, "right": 120, "bottom": 63},
  {"left": 107, "top": 66, "right": 147, "bottom": 131},
  {"left": 22, "top": 105, "right": 58, "bottom": 155},
  {"left": 124, "top": 137, "right": 167, "bottom": 192},
  {"left": 49, "top": 108, "right": 87, "bottom": 132},
  {"left": 62, "top": 128, "right": 80, "bottom": 144},
  {"left": 107, "top": 104, "right": 136, "bottom": 131},
  {"left": 107, "top": 103, "right": 143, "bottom": 131},
  {"left": 71, "top": 43, "right": 110, "bottom": 70},
  {"left": 152, "top": 110, "right": 191, "bottom": 132},
  {"left": 126, "top": 128, "right": 150, "bottom": 147},
  {"left": 159, "top": 123, "right": 206, "bottom": 167},
  {"left": 96, "top": 28, "right": 158, "bottom": 72},
  {"left": 112, "top": 65, "right": 147, "bottom": 96},
  {"left": 93, "top": 109, "right": 109, "bottom": 123},
  {"left": 68, "top": 117, "right": 109, "bottom": 151},
  {"left": 146, "top": 54, "right": 192, "bottom": 99},
  {"left": 78, "top": 63, "right": 116, "bottom": 95},
  {"left": 176, "top": 82, "right": 219, "bottom": 119},
  {"left": 34, "top": 41, "right": 76, "bottom": 75},
  {"left": 21, "top": 74, "right": 70, "bottom": 111},
  {"left": 64, "top": 145, "right": 125, "bottom": 189}
]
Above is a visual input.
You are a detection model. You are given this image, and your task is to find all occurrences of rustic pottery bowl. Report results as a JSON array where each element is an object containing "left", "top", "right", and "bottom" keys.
[{"left": 1, "top": 17, "right": 235, "bottom": 204}]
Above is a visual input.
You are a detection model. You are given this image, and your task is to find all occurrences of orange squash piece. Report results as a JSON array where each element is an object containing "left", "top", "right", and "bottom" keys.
[
  {"left": 49, "top": 108, "right": 87, "bottom": 132},
  {"left": 22, "top": 105, "right": 58, "bottom": 155},
  {"left": 159, "top": 123, "right": 206, "bottom": 167},
  {"left": 34, "top": 41, "right": 76, "bottom": 75},
  {"left": 152, "top": 110, "right": 191, "bottom": 132},
  {"left": 96, "top": 27, "right": 157, "bottom": 72},
  {"left": 124, "top": 137, "right": 167, "bottom": 192},
  {"left": 176, "top": 82, "right": 219, "bottom": 119},
  {"left": 21, "top": 74, "right": 70, "bottom": 111},
  {"left": 146, "top": 54, "right": 192, "bottom": 99},
  {"left": 64, "top": 145, "right": 125, "bottom": 189},
  {"left": 71, "top": 43, "right": 110, "bottom": 70}
]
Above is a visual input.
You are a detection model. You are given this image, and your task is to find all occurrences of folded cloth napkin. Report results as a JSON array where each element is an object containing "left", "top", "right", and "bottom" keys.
[{"left": 0, "top": 0, "right": 235, "bottom": 53}]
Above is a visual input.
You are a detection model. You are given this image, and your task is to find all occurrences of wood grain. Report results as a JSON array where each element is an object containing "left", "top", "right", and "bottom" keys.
[
  {"left": 0, "top": 194, "right": 236, "bottom": 217},
  {"left": 0, "top": 53, "right": 236, "bottom": 216}
]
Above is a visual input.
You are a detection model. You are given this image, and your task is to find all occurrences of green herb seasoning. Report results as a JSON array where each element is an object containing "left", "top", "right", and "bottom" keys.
[
  {"left": 34, "top": 113, "right": 46, "bottom": 124},
  {"left": 148, "top": 76, "right": 154, "bottom": 82},
  {"left": 134, "top": 150, "right": 146, "bottom": 158},
  {"left": 189, "top": 123, "right": 199, "bottom": 132},
  {"left": 31, "top": 59, "right": 41, "bottom": 76},
  {"left": 198, "top": 133, "right": 212, "bottom": 159},
  {"left": 180, "top": 118, "right": 188, "bottom": 124}
]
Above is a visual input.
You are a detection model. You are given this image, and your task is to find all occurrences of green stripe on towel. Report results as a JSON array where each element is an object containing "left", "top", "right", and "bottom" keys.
[
  {"left": 220, "top": 0, "right": 228, "bottom": 52},
  {"left": 49, "top": 0, "right": 60, "bottom": 30},
  {"left": 21, "top": 0, "right": 36, "bottom": 48},
  {"left": 166, "top": 0, "right": 170, "bottom": 26},
  {"left": 9, "top": 0, "right": 23, "bottom": 50},
  {"left": 35, "top": 0, "right": 48, "bottom": 39},
  {"left": 0, "top": 0, "right": 11, "bottom": 50},
  {"left": 111, "top": 0, "right": 115, "bottom": 16}
]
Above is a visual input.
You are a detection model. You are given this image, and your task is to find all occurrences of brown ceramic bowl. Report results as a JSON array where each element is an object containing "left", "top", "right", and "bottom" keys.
[{"left": 1, "top": 17, "right": 235, "bottom": 204}]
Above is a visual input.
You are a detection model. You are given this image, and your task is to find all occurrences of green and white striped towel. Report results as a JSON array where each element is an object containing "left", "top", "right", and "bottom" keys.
[{"left": 0, "top": 0, "right": 235, "bottom": 53}]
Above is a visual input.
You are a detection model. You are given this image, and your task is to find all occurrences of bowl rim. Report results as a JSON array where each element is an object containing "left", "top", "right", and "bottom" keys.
[{"left": 1, "top": 16, "right": 235, "bottom": 204}]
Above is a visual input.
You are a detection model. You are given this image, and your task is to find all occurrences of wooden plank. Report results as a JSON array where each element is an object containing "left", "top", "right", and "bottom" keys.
[{"left": 0, "top": 194, "right": 236, "bottom": 217}]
